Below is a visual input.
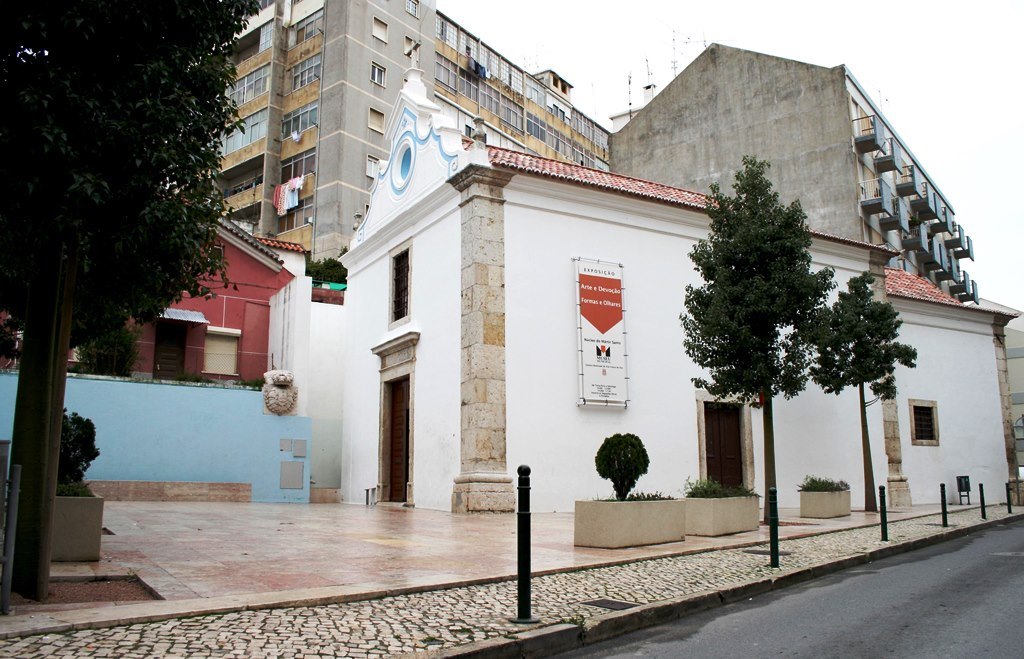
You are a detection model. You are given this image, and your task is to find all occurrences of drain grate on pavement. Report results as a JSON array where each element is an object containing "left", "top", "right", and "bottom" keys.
[
  {"left": 580, "top": 598, "right": 639, "bottom": 611},
  {"left": 743, "top": 549, "right": 792, "bottom": 556}
]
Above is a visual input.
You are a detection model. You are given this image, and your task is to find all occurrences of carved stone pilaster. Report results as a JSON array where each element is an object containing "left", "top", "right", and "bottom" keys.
[{"left": 449, "top": 165, "right": 515, "bottom": 513}]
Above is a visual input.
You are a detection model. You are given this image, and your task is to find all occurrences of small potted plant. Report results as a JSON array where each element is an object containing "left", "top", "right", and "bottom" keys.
[
  {"left": 53, "top": 410, "right": 104, "bottom": 561},
  {"left": 683, "top": 478, "right": 759, "bottom": 536},
  {"left": 798, "top": 475, "right": 850, "bottom": 518},
  {"left": 574, "top": 433, "right": 686, "bottom": 548}
]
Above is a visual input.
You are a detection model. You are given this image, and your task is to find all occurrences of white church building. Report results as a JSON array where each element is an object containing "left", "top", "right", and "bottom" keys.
[{"left": 337, "top": 68, "right": 1019, "bottom": 513}]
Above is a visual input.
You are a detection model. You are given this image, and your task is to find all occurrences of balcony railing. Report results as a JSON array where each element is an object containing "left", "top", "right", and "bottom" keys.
[
  {"left": 879, "top": 195, "right": 910, "bottom": 233},
  {"left": 896, "top": 164, "right": 923, "bottom": 198},
  {"left": 934, "top": 205, "right": 956, "bottom": 235},
  {"left": 860, "top": 177, "right": 894, "bottom": 216},
  {"left": 903, "top": 223, "right": 931, "bottom": 253},
  {"left": 920, "top": 236, "right": 947, "bottom": 272},
  {"left": 853, "top": 115, "right": 886, "bottom": 154},
  {"left": 873, "top": 137, "right": 905, "bottom": 174},
  {"left": 909, "top": 181, "right": 940, "bottom": 221}
]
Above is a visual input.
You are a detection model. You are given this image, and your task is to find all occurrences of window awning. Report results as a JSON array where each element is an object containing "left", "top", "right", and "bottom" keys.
[{"left": 160, "top": 308, "right": 210, "bottom": 325}]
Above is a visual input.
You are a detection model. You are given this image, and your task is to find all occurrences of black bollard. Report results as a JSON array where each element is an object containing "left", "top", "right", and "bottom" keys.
[
  {"left": 1007, "top": 482, "right": 1013, "bottom": 515},
  {"left": 511, "top": 465, "right": 538, "bottom": 624},
  {"left": 768, "top": 487, "right": 779, "bottom": 568},
  {"left": 879, "top": 485, "right": 888, "bottom": 542},
  {"left": 940, "top": 483, "right": 948, "bottom": 527},
  {"left": 979, "top": 483, "right": 986, "bottom": 520}
]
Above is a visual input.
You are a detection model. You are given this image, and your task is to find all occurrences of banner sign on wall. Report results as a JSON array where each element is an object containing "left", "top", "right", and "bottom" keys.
[{"left": 574, "top": 257, "right": 629, "bottom": 407}]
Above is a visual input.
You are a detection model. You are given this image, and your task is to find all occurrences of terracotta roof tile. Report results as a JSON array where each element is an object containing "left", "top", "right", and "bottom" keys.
[
  {"left": 256, "top": 237, "right": 308, "bottom": 254},
  {"left": 485, "top": 146, "right": 895, "bottom": 255},
  {"left": 884, "top": 267, "right": 962, "bottom": 307},
  {"left": 486, "top": 146, "right": 707, "bottom": 210}
]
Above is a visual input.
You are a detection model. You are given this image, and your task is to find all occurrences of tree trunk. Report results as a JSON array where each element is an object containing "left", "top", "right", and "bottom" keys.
[
  {"left": 859, "top": 383, "right": 878, "bottom": 512},
  {"left": 762, "top": 393, "right": 776, "bottom": 524},
  {"left": 10, "top": 241, "right": 66, "bottom": 600}
]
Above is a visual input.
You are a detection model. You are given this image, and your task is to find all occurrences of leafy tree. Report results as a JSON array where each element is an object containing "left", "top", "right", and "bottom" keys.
[
  {"left": 0, "top": 0, "right": 255, "bottom": 599},
  {"left": 810, "top": 272, "right": 917, "bottom": 512},
  {"left": 307, "top": 250, "right": 348, "bottom": 284},
  {"left": 73, "top": 324, "right": 142, "bottom": 377},
  {"left": 595, "top": 433, "right": 650, "bottom": 501},
  {"left": 681, "top": 156, "right": 835, "bottom": 519}
]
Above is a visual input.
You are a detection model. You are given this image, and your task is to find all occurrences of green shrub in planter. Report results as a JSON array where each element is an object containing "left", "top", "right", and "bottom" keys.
[
  {"left": 684, "top": 478, "right": 757, "bottom": 499},
  {"left": 59, "top": 410, "right": 100, "bottom": 495},
  {"left": 798, "top": 475, "right": 849, "bottom": 492},
  {"left": 595, "top": 433, "right": 650, "bottom": 501}
]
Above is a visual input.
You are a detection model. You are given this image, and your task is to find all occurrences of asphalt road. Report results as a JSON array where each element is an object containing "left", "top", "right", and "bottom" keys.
[{"left": 557, "top": 520, "right": 1024, "bottom": 658}]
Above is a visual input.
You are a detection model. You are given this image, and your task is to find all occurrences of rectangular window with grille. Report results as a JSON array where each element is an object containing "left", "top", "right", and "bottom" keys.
[
  {"left": 279, "top": 197, "right": 314, "bottom": 233},
  {"left": 406, "top": 0, "right": 419, "bottom": 17},
  {"left": 909, "top": 400, "right": 939, "bottom": 445},
  {"left": 435, "top": 55, "right": 457, "bottom": 92},
  {"left": 204, "top": 329, "right": 239, "bottom": 376},
  {"left": 392, "top": 250, "right": 410, "bottom": 322},
  {"left": 221, "top": 108, "right": 268, "bottom": 155}
]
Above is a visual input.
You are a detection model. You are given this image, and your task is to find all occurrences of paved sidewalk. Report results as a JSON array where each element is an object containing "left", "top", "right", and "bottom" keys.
[{"left": 0, "top": 506, "right": 1015, "bottom": 658}]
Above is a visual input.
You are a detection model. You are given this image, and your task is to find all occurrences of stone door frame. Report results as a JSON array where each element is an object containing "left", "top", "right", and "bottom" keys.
[
  {"left": 694, "top": 389, "right": 755, "bottom": 489},
  {"left": 372, "top": 331, "right": 420, "bottom": 505}
]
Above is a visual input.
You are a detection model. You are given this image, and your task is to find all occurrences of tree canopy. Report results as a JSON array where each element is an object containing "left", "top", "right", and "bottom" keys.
[
  {"left": 811, "top": 273, "right": 917, "bottom": 401},
  {"left": 0, "top": 0, "right": 257, "bottom": 599},
  {"left": 682, "top": 156, "right": 835, "bottom": 402},
  {"left": 0, "top": 1, "right": 256, "bottom": 338},
  {"left": 811, "top": 272, "right": 917, "bottom": 511}
]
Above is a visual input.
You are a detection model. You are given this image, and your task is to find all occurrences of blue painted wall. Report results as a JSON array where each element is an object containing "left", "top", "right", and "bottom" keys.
[{"left": 0, "top": 373, "right": 311, "bottom": 503}]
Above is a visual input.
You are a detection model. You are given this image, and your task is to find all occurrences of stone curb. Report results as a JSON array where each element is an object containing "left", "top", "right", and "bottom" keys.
[
  {"left": 1, "top": 510, "right": 1017, "bottom": 644},
  {"left": 443, "top": 512, "right": 1024, "bottom": 658}
]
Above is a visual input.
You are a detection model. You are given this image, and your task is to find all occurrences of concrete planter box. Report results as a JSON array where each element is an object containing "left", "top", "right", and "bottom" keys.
[
  {"left": 52, "top": 495, "right": 104, "bottom": 561},
  {"left": 574, "top": 499, "right": 686, "bottom": 548},
  {"left": 799, "top": 490, "right": 851, "bottom": 518},
  {"left": 685, "top": 496, "right": 759, "bottom": 536}
]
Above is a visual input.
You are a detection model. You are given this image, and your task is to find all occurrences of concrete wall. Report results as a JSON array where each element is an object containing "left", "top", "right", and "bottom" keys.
[
  {"left": 315, "top": 0, "right": 438, "bottom": 258},
  {"left": 0, "top": 373, "right": 312, "bottom": 503},
  {"left": 610, "top": 44, "right": 863, "bottom": 241},
  {"left": 269, "top": 250, "right": 313, "bottom": 415}
]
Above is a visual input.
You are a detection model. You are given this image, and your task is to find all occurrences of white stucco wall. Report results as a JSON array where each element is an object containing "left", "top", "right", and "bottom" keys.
[
  {"left": 890, "top": 302, "right": 1007, "bottom": 503},
  {"left": 308, "top": 301, "right": 345, "bottom": 490},
  {"left": 268, "top": 253, "right": 312, "bottom": 416},
  {"left": 338, "top": 193, "right": 462, "bottom": 509},
  {"left": 501, "top": 177, "right": 877, "bottom": 511}
]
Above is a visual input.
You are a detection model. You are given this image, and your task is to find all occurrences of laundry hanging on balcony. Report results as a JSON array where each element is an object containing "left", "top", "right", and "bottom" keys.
[{"left": 273, "top": 176, "right": 306, "bottom": 216}]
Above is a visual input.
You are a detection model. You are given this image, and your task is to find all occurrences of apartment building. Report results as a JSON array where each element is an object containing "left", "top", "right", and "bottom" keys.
[
  {"left": 219, "top": 0, "right": 610, "bottom": 260},
  {"left": 611, "top": 44, "right": 979, "bottom": 304}
]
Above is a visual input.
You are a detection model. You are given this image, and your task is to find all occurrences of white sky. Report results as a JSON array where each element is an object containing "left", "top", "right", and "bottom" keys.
[{"left": 437, "top": 0, "right": 1024, "bottom": 311}]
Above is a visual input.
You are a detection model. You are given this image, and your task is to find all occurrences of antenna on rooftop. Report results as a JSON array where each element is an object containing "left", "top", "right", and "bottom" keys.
[
  {"left": 627, "top": 72, "right": 633, "bottom": 119},
  {"left": 672, "top": 30, "right": 678, "bottom": 78},
  {"left": 645, "top": 58, "right": 652, "bottom": 87}
]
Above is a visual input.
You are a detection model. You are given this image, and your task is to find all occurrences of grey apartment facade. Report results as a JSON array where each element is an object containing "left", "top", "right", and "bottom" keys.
[{"left": 611, "top": 44, "right": 977, "bottom": 303}]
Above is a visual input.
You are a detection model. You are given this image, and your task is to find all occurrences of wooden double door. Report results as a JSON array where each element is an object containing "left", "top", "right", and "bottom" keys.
[{"left": 704, "top": 403, "right": 743, "bottom": 487}]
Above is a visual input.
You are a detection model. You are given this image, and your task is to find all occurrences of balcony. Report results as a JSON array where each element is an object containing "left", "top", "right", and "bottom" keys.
[
  {"left": 954, "top": 275, "right": 979, "bottom": 304},
  {"left": 225, "top": 183, "right": 264, "bottom": 212},
  {"left": 934, "top": 248, "right": 956, "bottom": 282},
  {"left": 934, "top": 205, "right": 956, "bottom": 235},
  {"left": 919, "top": 236, "right": 947, "bottom": 271},
  {"left": 873, "top": 138, "right": 906, "bottom": 174},
  {"left": 909, "top": 182, "right": 941, "bottom": 221},
  {"left": 953, "top": 233, "right": 974, "bottom": 261},
  {"left": 902, "top": 224, "right": 930, "bottom": 252},
  {"left": 949, "top": 270, "right": 970, "bottom": 296},
  {"left": 895, "top": 164, "right": 923, "bottom": 198},
  {"left": 853, "top": 115, "right": 886, "bottom": 154},
  {"left": 879, "top": 195, "right": 910, "bottom": 233},
  {"left": 860, "top": 177, "right": 894, "bottom": 216}
]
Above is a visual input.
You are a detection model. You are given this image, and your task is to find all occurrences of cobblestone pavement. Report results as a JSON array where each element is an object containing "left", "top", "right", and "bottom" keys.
[{"left": 0, "top": 509, "right": 1010, "bottom": 658}]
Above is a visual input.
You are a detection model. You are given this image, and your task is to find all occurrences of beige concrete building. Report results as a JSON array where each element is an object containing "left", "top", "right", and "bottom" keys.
[
  {"left": 611, "top": 44, "right": 978, "bottom": 304},
  {"left": 219, "top": 0, "right": 609, "bottom": 260}
]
